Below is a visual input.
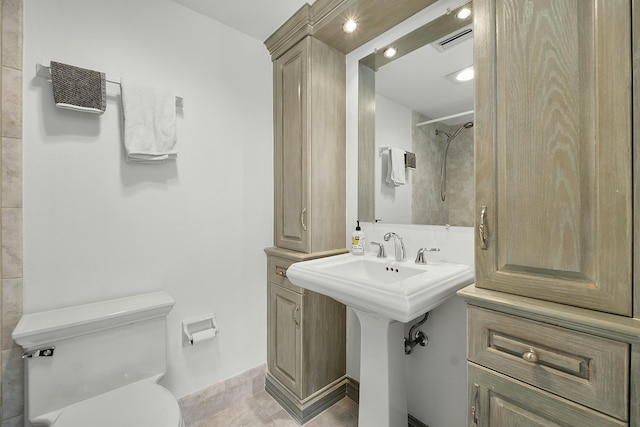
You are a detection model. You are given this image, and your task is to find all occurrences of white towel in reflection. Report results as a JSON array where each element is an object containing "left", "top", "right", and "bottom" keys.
[
  {"left": 121, "top": 79, "right": 177, "bottom": 163},
  {"left": 386, "top": 148, "right": 406, "bottom": 186}
]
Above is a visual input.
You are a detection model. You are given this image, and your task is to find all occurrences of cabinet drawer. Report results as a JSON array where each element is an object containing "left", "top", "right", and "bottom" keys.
[
  {"left": 268, "top": 255, "right": 304, "bottom": 294},
  {"left": 468, "top": 306, "right": 629, "bottom": 421}
]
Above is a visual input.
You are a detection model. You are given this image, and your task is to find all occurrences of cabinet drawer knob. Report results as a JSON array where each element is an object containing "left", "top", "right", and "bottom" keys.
[
  {"left": 522, "top": 348, "right": 539, "bottom": 363},
  {"left": 276, "top": 269, "right": 287, "bottom": 278}
]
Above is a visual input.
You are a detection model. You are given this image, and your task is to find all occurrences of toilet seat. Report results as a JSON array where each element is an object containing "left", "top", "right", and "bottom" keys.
[{"left": 52, "top": 380, "right": 183, "bottom": 427}]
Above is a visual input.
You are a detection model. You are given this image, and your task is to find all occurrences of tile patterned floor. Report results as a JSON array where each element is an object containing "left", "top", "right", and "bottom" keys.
[{"left": 193, "top": 391, "right": 358, "bottom": 427}]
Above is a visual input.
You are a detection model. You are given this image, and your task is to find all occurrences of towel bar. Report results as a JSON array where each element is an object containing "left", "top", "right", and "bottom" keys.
[{"left": 36, "top": 60, "right": 184, "bottom": 107}]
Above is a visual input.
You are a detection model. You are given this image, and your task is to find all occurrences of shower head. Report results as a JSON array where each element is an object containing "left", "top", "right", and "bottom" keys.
[{"left": 436, "top": 121, "right": 474, "bottom": 141}]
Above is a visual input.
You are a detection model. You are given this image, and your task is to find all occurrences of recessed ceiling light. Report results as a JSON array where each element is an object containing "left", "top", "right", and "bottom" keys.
[
  {"left": 456, "top": 8, "right": 472, "bottom": 19},
  {"left": 445, "top": 65, "right": 474, "bottom": 83},
  {"left": 343, "top": 19, "right": 358, "bottom": 33},
  {"left": 455, "top": 66, "right": 474, "bottom": 81},
  {"left": 383, "top": 47, "right": 397, "bottom": 58}
]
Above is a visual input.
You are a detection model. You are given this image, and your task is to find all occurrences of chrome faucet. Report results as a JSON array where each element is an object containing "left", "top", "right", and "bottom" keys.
[
  {"left": 383, "top": 232, "right": 406, "bottom": 261},
  {"left": 415, "top": 247, "right": 440, "bottom": 264},
  {"left": 370, "top": 241, "right": 387, "bottom": 258}
]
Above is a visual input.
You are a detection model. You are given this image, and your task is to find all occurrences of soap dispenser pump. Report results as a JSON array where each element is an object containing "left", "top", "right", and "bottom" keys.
[{"left": 351, "top": 221, "right": 366, "bottom": 256}]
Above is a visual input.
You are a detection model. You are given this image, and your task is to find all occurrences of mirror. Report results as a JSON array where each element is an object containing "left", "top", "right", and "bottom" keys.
[{"left": 358, "top": 2, "right": 474, "bottom": 226}]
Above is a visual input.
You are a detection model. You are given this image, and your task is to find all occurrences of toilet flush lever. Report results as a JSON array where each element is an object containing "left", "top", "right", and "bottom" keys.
[{"left": 22, "top": 347, "right": 55, "bottom": 359}]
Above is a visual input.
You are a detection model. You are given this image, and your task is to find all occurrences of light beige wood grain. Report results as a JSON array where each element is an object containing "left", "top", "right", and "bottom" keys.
[
  {"left": 307, "top": 37, "right": 346, "bottom": 253},
  {"left": 468, "top": 306, "right": 629, "bottom": 420},
  {"left": 264, "top": 4, "right": 312, "bottom": 61},
  {"left": 265, "top": 0, "right": 437, "bottom": 57},
  {"left": 266, "top": 252, "right": 346, "bottom": 402},
  {"left": 468, "top": 363, "right": 627, "bottom": 427},
  {"left": 358, "top": 2, "right": 472, "bottom": 71},
  {"left": 631, "top": 344, "right": 640, "bottom": 426},
  {"left": 301, "top": 286, "right": 346, "bottom": 397},
  {"left": 474, "top": 0, "right": 632, "bottom": 316},
  {"left": 273, "top": 37, "right": 345, "bottom": 254},
  {"left": 357, "top": 62, "right": 375, "bottom": 223},
  {"left": 268, "top": 283, "right": 303, "bottom": 397},
  {"left": 633, "top": 0, "right": 640, "bottom": 319},
  {"left": 274, "top": 40, "right": 309, "bottom": 252},
  {"left": 458, "top": 285, "right": 640, "bottom": 344},
  {"left": 264, "top": 246, "right": 348, "bottom": 261},
  {"left": 311, "top": 0, "right": 437, "bottom": 54}
]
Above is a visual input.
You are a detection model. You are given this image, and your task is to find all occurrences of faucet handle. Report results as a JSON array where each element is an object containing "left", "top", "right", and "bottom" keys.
[
  {"left": 370, "top": 242, "right": 387, "bottom": 258},
  {"left": 415, "top": 247, "right": 440, "bottom": 264}
]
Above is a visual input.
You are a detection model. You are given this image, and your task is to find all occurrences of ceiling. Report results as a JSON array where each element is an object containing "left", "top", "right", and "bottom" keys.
[
  {"left": 170, "top": 0, "right": 312, "bottom": 41},
  {"left": 170, "top": 0, "right": 473, "bottom": 126}
]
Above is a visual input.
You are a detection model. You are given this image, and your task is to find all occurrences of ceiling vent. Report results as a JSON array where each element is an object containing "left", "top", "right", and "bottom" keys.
[{"left": 431, "top": 24, "right": 473, "bottom": 53}]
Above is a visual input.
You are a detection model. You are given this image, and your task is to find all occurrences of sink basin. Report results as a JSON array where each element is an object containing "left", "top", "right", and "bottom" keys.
[{"left": 287, "top": 253, "right": 474, "bottom": 323}]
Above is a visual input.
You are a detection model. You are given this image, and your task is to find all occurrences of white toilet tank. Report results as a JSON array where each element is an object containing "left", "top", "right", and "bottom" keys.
[{"left": 12, "top": 291, "right": 176, "bottom": 425}]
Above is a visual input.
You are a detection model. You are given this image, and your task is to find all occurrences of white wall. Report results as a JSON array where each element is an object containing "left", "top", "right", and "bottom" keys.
[
  {"left": 23, "top": 0, "right": 273, "bottom": 399},
  {"left": 375, "top": 94, "right": 412, "bottom": 224},
  {"left": 345, "top": 1, "right": 472, "bottom": 425}
]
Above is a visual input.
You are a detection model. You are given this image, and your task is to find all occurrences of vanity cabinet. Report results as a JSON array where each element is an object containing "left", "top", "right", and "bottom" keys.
[
  {"left": 273, "top": 36, "right": 345, "bottom": 254},
  {"left": 265, "top": 249, "right": 347, "bottom": 423},
  {"left": 473, "top": 0, "right": 632, "bottom": 315}
]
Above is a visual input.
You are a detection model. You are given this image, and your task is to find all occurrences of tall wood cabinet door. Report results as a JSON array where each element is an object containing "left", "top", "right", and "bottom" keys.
[
  {"left": 474, "top": 0, "right": 632, "bottom": 315},
  {"left": 468, "top": 364, "right": 626, "bottom": 427},
  {"left": 274, "top": 38, "right": 310, "bottom": 253},
  {"left": 268, "top": 283, "right": 303, "bottom": 397}
]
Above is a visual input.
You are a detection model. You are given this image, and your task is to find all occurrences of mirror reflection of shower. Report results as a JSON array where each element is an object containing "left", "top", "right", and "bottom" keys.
[{"left": 436, "top": 121, "right": 474, "bottom": 201}]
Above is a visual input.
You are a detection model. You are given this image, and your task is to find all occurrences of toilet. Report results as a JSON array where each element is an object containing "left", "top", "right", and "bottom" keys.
[{"left": 12, "top": 291, "right": 184, "bottom": 427}]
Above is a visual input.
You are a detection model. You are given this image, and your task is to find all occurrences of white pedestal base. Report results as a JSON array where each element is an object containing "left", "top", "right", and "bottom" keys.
[{"left": 354, "top": 309, "right": 407, "bottom": 427}]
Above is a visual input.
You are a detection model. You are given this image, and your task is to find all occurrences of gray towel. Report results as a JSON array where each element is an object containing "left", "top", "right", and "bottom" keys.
[
  {"left": 405, "top": 151, "right": 416, "bottom": 169},
  {"left": 50, "top": 61, "right": 106, "bottom": 114}
]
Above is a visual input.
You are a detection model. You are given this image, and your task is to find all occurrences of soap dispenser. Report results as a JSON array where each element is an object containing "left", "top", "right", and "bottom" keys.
[{"left": 351, "top": 221, "right": 366, "bottom": 256}]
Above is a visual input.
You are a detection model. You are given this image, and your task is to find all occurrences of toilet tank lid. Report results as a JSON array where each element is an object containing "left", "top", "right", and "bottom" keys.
[{"left": 12, "top": 291, "right": 175, "bottom": 350}]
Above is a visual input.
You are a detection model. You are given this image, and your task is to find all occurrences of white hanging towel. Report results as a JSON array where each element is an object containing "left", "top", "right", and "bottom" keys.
[
  {"left": 386, "top": 147, "right": 406, "bottom": 186},
  {"left": 121, "top": 79, "right": 178, "bottom": 163}
]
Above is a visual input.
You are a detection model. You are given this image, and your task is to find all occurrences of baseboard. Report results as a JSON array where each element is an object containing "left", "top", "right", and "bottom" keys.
[
  {"left": 265, "top": 373, "right": 348, "bottom": 424},
  {"left": 344, "top": 377, "right": 428, "bottom": 427}
]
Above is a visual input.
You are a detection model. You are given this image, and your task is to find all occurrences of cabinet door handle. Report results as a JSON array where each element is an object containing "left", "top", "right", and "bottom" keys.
[
  {"left": 294, "top": 306, "right": 300, "bottom": 327},
  {"left": 522, "top": 348, "right": 539, "bottom": 363},
  {"left": 471, "top": 383, "right": 479, "bottom": 427},
  {"left": 300, "top": 208, "right": 307, "bottom": 232},
  {"left": 479, "top": 206, "right": 488, "bottom": 250}
]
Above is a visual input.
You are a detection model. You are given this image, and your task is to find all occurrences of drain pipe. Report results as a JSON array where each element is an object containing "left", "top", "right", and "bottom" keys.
[{"left": 405, "top": 312, "right": 429, "bottom": 355}]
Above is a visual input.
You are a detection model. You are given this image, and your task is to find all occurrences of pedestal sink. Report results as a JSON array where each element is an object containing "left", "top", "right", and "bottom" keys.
[{"left": 287, "top": 253, "right": 474, "bottom": 427}]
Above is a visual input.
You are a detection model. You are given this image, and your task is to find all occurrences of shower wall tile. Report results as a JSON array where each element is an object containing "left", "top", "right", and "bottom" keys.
[
  {"left": 2, "top": 278, "right": 20, "bottom": 350},
  {"left": 2, "top": 414, "right": 23, "bottom": 427},
  {"left": 412, "top": 113, "right": 474, "bottom": 226},
  {"left": 2, "top": 0, "right": 22, "bottom": 70},
  {"left": 179, "top": 364, "right": 266, "bottom": 427},
  {"left": 1, "top": 348, "right": 23, "bottom": 421},
  {"left": 1, "top": 207, "right": 21, "bottom": 279},
  {"left": 1, "top": 66, "right": 21, "bottom": 139},
  {"left": 2, "top": 137, "right": 21, "bottom": 208}
]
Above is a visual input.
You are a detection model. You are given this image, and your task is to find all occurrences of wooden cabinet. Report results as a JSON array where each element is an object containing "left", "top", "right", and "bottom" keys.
[
  {"left": 462, "top": 0, "right": 640, "bottom": 425},
  {"left": 473, "top": 0, "right": 633, "bottom": 315},
  {"left": 468, "top": 306, "right": 629, "bottom": 423},
  {"left": 268, "top": 282, "right": 302, "bottom": 395},
  {"left": 273, "top": 36, "right": 345, "bottom": 254},
  {"left": 468, "top": 363, "right": 626, "bottom": 427},
  {"left": 265, "top": 249, "right": 347, "bottom": 423}
]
